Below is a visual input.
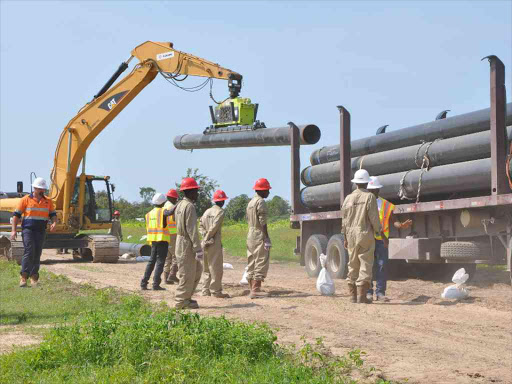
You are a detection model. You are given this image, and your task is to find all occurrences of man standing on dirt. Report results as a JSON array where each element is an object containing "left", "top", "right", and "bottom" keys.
[
  {"left": 11, "top": 177, "right": 57, "bottom": 288},
  {"left": 174, "top": 178, "right": 203, "bottom": 309},
  {"left": 246, "top": 178, "right": 272, "bottom": 299},
  {"left": 163, "top": 189, "right": 179, "bottom": 285},
  {"left": 199, "top": 189, "right": 230, "bottom": 298},
  {"left": 341, "top": 170, "right": 382, "bottom": 304},
  {"left": 108, "top": 210, "right": 123, "bottom": 242},
  {"left": 140, "top": 193, "right": 172, "bottom": 291},
  {"left": 366, "top": 176, "right": 412, "bottom": 302}
]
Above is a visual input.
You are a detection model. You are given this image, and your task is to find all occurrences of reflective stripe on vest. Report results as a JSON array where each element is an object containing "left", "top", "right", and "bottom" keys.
[
  {"left": 375, "top": 198, "right": 395, "bottom": 240},
  {"left": 145, "top": 208, "right": 170, "bottom": 243},
  {"left": 168, "top": 216, "right": 177, "bottom": 235}
]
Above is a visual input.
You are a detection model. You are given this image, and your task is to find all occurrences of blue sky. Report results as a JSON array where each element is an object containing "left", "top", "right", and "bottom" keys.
[{"left": 1, "top": 1, "right": 511, "bottom": 203}]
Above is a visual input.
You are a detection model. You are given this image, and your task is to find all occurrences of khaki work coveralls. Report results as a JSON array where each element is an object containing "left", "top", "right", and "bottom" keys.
[
  {"left": 108, "top": 219, "right": 123, "bottom": 241},
  {"left": 163, "top": 201, "right": 177, "bottom": 275},
  {"left": 341, "top": 188, "right": 382, "bottom": 285},
  {"left": 174, "top": 197, "right": 203, "bottom": 304},
  {"left": 199, "top": 205, "right": 225, "bottom": 294},
  {"left": 246, "top": 195, "right": 269, "bottom": 281}
]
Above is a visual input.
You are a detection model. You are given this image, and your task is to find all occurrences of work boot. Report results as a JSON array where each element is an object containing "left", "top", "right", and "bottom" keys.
[
  {"left": 212, "top": 292, "right": 230, "bottom": 298},
  {"left": 357, "top": 282, "right": 372, "bottom": 304},
  {"left": 140, "top": 284, "right": 148, "bottom": 291},
  {"left": 168, "top": 265, "right": 179, "bottom": 283},
  {"left": 366, "top": 292, "right": 373, "bottom": 303},
  {"left": 347, "top": 282, "right": 357, "bottom": 303},
  {"left": 163, "top": 271, "right": 171, "bottom": 284},
  {"left": 202, "top": 290, "right": 211, "bottom": 296},
  {"left": 153, "top": 285, "right": 166, "bottom": 291},
  {"left": 376, "top": 292, "right": 389, "bottom": 302},
  {"left": 19, "top": 273, "right": 28, "bottom": 288},
  {"left": 175, "top": 300, "right": 199, "bottom": 310},
  {"left": 30, "top": 274, "right": 39, "bottom": 288},
  {"left": 250, "top": 280, "right": 268, "bottom": 299}
]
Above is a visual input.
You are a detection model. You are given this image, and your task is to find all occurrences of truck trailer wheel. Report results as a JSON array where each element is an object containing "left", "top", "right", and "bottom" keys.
[
  {"left": 304, "top": 234, "right": 328, "bottom": 278},
  {"left": 326, "top": 234, "right": 348, "bottom": 279},
  {"left": 440, "top": 241, "right": 491, "bottom": 260}
]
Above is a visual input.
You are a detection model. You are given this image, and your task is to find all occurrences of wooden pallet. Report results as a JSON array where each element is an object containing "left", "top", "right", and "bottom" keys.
[{"left": 87, "top": 235, "right": 119, "bottom": 263}]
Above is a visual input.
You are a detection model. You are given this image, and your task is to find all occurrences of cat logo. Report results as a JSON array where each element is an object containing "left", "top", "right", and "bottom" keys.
[{"left": 98, "top": 91, "right": 129, "bottom": 111}]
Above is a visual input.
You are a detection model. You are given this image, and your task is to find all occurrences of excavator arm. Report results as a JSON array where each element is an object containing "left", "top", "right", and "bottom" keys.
[{"left": 49, "top": 41, "right": 242, "bottom": 227}]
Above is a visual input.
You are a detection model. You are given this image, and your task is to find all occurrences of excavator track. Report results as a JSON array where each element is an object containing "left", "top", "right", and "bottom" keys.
[{"left": 87, "top": 235, "right": 119, "bottom": 263}]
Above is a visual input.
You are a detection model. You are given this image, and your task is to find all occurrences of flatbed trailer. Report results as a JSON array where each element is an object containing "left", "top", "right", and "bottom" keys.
[{"left": 289, "top": 56, "right": 512, "bottom": 281}]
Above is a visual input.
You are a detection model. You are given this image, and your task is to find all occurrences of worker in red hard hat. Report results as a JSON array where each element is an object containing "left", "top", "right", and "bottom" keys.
[
  {"left": 199, "top": 190, "right": 230, "bottom": 298},
  {"left": 174, "top": 178, "right": 203, "bottom": 309},
  {"left": 163, "top": 189, "right": 180, "bottom": 285},
  {"left": 108, "top": 210, "right": 123, "bottom": 242},
  {"left": 246, "top": 178, "right": 272, "bottom": 299}
]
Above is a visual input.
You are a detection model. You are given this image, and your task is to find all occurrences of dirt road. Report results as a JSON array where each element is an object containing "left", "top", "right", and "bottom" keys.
[{"left": 38, "top": 250, "right": 511, "bottom": 383}]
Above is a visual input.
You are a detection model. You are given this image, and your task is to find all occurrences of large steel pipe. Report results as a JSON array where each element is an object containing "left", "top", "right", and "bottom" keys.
[
  {"left": 310, "top": 103, "right": 512, "bottom": 165},
  {"left": 119, "top": 242, "right": 151, "bottom": 257},
  {"left": 173, "top": 124, "right": 321, "bottom": 149},
  {"left": 302, "top": 126, "right": 512, "bottom": 186},
  {"left": 301, "top": 158, "right": 497, "bottom": 209}
]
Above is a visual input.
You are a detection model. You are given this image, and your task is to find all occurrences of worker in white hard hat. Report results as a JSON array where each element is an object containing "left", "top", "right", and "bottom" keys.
[
  {"left": 11, "top": 177, "right": 57, "bottom": 288},
  {"left": 140, "top": 193, "right": 175, "bottom": 291},
  {"left": 366, "top": 176, "right": 412, "bottom": 302},
  {"left": 340, "top": 169, "right": 383, "bottom": 304}
]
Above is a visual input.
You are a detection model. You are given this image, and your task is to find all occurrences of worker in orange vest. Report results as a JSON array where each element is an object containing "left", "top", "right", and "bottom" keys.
[
  {"left": 366, "top": 176, "right": 412, "bottom": 302},
  {"left": 11, "top": 177, "right": 57, "bottom": 287}
]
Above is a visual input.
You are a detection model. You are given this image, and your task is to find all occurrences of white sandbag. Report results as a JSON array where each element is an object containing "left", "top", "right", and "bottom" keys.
[
  {"left": 120, "top": 253, "right": 135, "bottom": 260},
  {"left": 441, "top": 267, "right": 470, "bottom": 299},
  {"left": 127, "top": 235, "right": 133, "bottom": 240},
  {"left": 316, "top": 254, "right": 335, "bottom": 296},
  {"left": 140, "top": 235, "right": 147, "bottom": 241},
  {"left": 223, "top": 263, "right": 234, "bottom": 270},
  {"left": 240, "top": 266, "right": 249, "bottom": 286},
  {"left": 452, "top": 268, "right": 469, "bottom": 284},
  {"left": 441, "top": 284, "right": 469, "bottom": 299}
]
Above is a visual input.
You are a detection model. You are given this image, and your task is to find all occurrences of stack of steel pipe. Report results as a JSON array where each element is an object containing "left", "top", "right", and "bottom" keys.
[{"left": 301, "top": 103, "right": 512, "bottom": 209}]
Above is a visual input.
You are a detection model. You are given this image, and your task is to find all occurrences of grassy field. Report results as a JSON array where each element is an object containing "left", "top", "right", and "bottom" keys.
[
  {"left": 96, "top": 219, "right": 299, "bottom": 263},
  {"left": 0, "top": 260, "right": 393, "bottom": 384}
]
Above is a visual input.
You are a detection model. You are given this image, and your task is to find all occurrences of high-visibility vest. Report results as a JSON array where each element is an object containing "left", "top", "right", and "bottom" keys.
[
  {"left": 145, "top": 208, "right": 170, "bottom": 243},
  {"left": 375, "top": 197, "right": 395, "bottom": 240},
  {"left": 168, "top": 215, "right": 177, "bottom": 235}
]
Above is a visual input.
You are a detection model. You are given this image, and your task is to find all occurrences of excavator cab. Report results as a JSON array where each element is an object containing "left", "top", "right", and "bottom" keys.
[{"left": 71, "top": 175, "right": 114, "bottom": 227}]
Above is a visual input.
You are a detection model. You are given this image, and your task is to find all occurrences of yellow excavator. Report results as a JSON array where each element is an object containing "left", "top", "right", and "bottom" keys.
[{"left": 0, "top": 41, "right": 254, "bottom": 263}]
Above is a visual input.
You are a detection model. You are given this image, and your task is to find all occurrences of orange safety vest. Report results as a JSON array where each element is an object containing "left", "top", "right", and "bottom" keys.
[
  {"left": 167, "top": 215, "right": 177, "bottom": 235},
  {"left": 145, "top": 207, "right": 170, "bottom": 243},
  {"left": 375, "top": 197, "right": 395, "bottom": 240},
  {"left": 15, "top": 194, "right": 56, "bottom": 230}
]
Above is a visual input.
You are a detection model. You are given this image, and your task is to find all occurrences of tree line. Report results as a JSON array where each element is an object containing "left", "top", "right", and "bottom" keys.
[{"left": 98, "top": 169, "right": 290, "bottom": 221}]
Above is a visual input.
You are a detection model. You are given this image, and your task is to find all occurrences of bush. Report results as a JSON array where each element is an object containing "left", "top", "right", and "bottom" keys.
[{"left": 0, "top": 293, "right": 378, "bottom": 383}]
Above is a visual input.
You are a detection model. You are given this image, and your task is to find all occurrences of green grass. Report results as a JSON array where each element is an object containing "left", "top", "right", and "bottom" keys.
[
  {"left": 222, "top": 219, "right": 298, "bottom": 263},
  {"left": 0, "top": 261, "right": 120, "bottom": 327},
  {"left": 0, "top": 261, "right": 396, "bottom": 384}
]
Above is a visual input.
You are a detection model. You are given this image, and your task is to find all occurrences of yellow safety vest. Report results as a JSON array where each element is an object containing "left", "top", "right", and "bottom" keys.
[
  {"left": 168, "top": 215, "right": 177, "bottom": 235},
  {"left": 145, "top": 208, "right": 170, "bottom": 243},
  {"left": 375, "top": 197, "right": 395, "bottom": 240}
]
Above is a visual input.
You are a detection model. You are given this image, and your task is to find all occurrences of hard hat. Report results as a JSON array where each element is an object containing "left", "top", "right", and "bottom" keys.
[
  {"left": 151, "top": 193, "right": 167, "bottom": 205},
  {"left": 114, "top": 210, "right": 120, "bottom": 216},
  {"left": 367, "top": 176, "right": 383, "bottom": 190},
  {"left": 253, "top": 178, "right": 271, "bottom": 191},
  {"left": 32, "top": 177, "right": 48, "bottom": 190},
  {"left": 351, "top": 169, "right": 370, "bottom": 184},
  {"left": 180, "top": 177, "right": 200, "bottom": 191},
  {"left": 213, "top": 190, "right": 228, "bottom": 202},
  {"left": 166, "top": 189, "right": 179, "bottom": 198}
]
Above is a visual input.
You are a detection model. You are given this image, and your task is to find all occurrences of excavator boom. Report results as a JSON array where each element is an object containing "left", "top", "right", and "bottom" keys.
[{"left": 49, "top": 41, "right": 241, "bottom": 227}]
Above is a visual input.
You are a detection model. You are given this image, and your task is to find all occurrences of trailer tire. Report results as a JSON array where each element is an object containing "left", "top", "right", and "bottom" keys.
[
  {"left": 304, "top": 234, "right": 328, "bottom": 278},
  {"left": 326, "top": 234, "right": 348, "bottom": 279},
  {"left": 441, "top": 241, "right": 491, "bottom": 260}
]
